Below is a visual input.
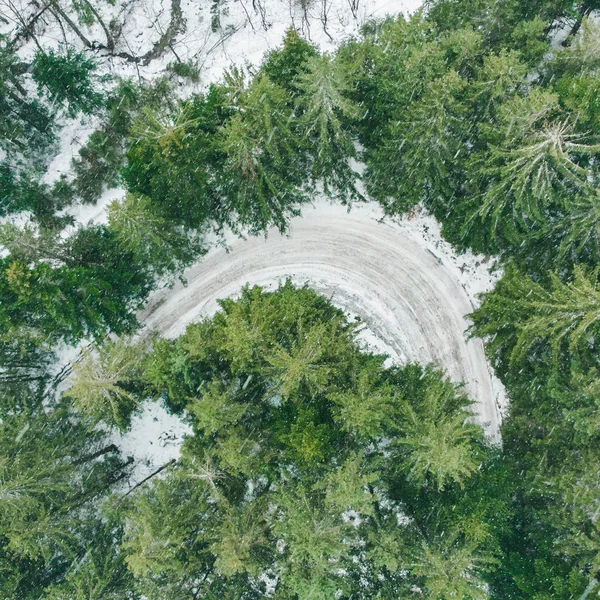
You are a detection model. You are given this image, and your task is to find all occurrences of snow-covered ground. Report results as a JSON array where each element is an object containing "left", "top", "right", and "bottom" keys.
[
  {"left": 3, "top": 0, "right": 422, "bottom": 77},
  {"left": 111, "top": 401, "right": 192, "bottom": 482},
  {"left": 140, "top": 199, "right": 506, "bottom": 442}
]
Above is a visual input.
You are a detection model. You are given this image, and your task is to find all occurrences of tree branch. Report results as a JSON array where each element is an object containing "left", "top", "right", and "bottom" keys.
[{"left": 120, "top": 458, "right": 176, "bottom": 499}]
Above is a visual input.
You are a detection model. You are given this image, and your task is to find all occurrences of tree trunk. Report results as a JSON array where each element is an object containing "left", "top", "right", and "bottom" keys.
[
  {"left": 80, "top": 0, "right": 115, "bottom": 50},
  {"left": 8, "top": 77, "right": 27, "bottom": 99},
  {"left": 120, "top": 459, "right": 176, "bottom": 499},
  {"left": 561, "top": 5, "right": 593, "bottom": 46},
  {"left": 73, "top": 443, "right": 119, "bottom": 465},
  {"left": 49, "top": 1, "right": 92, "bottom": 48}
]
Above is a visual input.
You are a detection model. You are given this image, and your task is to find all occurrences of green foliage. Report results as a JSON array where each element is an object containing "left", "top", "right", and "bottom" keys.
[
  {"left": 0, "top": 392, "right": 133, "bottom": 599},
  {"left": 210, "top": 500, "right": 269, "bottom": 576},
  {"left": 0, "top": 221, "right": 65, "bottom": 263},
  {"left": 0, "top": 168, "right": 72, "bottom": 222},
  {"left": 393, "top": 373, "right": 485, "bottom": 490},
  {"left": 424, "top": 0, "right": 590, "bottom": 54},
  {"left": 406, "top": 529, "right": 497, "bottom": 600},
  {"left": 32, "top": 47, "right": 104, "bottom": 117},
  {"left": 471, "top": 116, "right": 600, "bottom": 244},
  {"left": 122, "top": 283, "right": 497, "bottom": 598},
  {"left": 5, "top": 3, "right": 600, "bottom": 599},
  {"left": 345, "top": 5, "right": 600, "bottom": 278},
  {"left": 273, "top": 485, "right": 349, "bottom": 572},
  {"left": 348, "top": 18, "right": 481, "bottom": 213},
  {"left": 318, "top": 452, "right": 378, "bottom": 515},
  {"left": 167, "top": 59, "right": 200, "bottom": 82},
  {"left": 266, "top": 320, "right": 338, "bottom": 399},
  {"left": 0, "top": 224, "right": 151, "bottom": 351},
  {"left": 187, "top": 380, "right": 248, "bottom": 435},
  {"left": 70, "top": 77, "right": 176, "bottom": 207},
  {"left": 262, "top": 28, "right": 319, "bottom": 95},
  {"left": 215, "top": 74, "right": 308, "bottom": 234},
  {"left": 108, "top": 193, "right": 206, "bottom": 279},
  {"left": 0, "top": 36, "right": 54, "bottom": 158},
  {"left": 122, "top": 472, "right": 213, "bottom": 583},
  {"left": 510, "top": 17, "right": 549, "bottom": 65},
  {"left": 295, "top": 53, "right": 362, "bottom": 201},
  {"left": 65, "top": 335, "right": 149, "bottom": 429},
  {"left": 329, "top": 368, "right": 395, "bottom": 439},
  {"left": 123, "top": 88, "right": 228, "bottom": 229},
  {"left": 73, "top": 128, "right": 122, "bottom": 204},
  {"left": 470, "top": 265, "right": 600, "bottom": 370},
  {"left": 470, "top": 262, "right": 600, "bottom": 597},
  {"left": 42, "top": 517, "right": 136, "bottom": 600},
  {"left": 551, "top": 16, "right": 600, "bottom": 79}
]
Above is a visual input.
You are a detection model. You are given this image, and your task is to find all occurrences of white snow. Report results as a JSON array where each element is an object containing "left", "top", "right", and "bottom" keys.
[
  {"left": 110, "top": 400, "right": 192, "bottom": 486},
  {"left": 41, "top": 114, "right": 101, "bottom": 186},
  {"left": 60, "top": 187, "right": 123, "bottom": 228},
  {"left": 139, "top": 198, "right": 507, "bottom": 442}
]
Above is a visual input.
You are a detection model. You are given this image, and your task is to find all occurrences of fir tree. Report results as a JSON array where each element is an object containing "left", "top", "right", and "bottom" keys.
[
  {"left": 108, "top": 193, "right": 206, "bottom": 279},
  {"left": 32, "top": 47, "right": 104, "bottom": 117},
  {"left": 471, "top": 265, "right": 600, "bottom": 369},
  {"left": 295, "top": 53, "right": 361, "bottom": 202},
  {"left": 65, "top": 335, "right": 148, "bottom": 429},
  {"left": 393, "top": 375, "right": 484, "bottom": 491}
]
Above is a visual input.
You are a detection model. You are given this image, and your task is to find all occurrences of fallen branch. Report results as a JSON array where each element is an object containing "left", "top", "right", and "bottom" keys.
[
  {"left": 50, "top": 1, "right": 92, "bottom": 48},
  {"left": 10, "top": 0, "right": 53, "bottom": 46},
  {"left": 120, "top": 458, "right": 176, "bottom": 499}
]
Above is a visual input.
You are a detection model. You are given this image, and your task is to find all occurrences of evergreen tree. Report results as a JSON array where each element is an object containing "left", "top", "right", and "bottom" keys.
[
  {"left": 262, "top": 28, "right": 318, "bottom": 95},
  {"left": 122, "top": 472, "right": 215, "bottom": 598},
  {"left": 0, "top": 224, "right": 151, "bottom": 360},
  {"left": 216, "top": 74, "right": 308, "bottom": 234},
  {"left": 65, "top": 335, "right": 149, "bottom": 429},
  {"left": 121, "top": 283, "right": 499, "bottom": 598},
  {"left": 405, "top": 529, "right": 497, "bottom": 600},
  {"left": 43, "top": 516, "right": 138, "bottom": 600},
  {"left": 273, "top": 485, "right": 349, "bottom": 574},
  {"left": 329, "top": 367, "right": 395, "bottom": 439},
  {"left": 210, "top": 500, "right": 269, "bottom": 577},
  {"left": 0, "top": 36, "right": 53, "bottom": 158},
  {"left": 0, "top": 391, "right": 132, "bottom": 599},
  {"left": 394, "top": 377, "right": 484, "bottom": 491},
  {"left": 295, "top": 53, "right": 361, "bottom": 202},
  {"left": 108, "top": 193, "right": 206, "bottom": 279},
  {"left": 470, "top": 265, "right": 600, "bottom": 370},
  {"left": 265, "top": 321, "right": 337, "bottom": 399},
  {"left": 32, "top": 47, "right": 104, "bottom": 117},
  {"left": 123, "top": 88, "right": 227, "bottom": 229},
  {"left": 472, "top": 116, "right": 600, "bottom": 242}
]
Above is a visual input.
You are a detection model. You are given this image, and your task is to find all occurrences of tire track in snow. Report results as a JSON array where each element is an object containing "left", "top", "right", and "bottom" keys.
[{"left": 139, "top": 201, "right": 503, "bottom": 440}]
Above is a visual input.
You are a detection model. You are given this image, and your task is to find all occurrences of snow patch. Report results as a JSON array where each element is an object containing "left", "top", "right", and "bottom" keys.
[{"left": 110, "top": 400, "right": 191, "bottom": 486}]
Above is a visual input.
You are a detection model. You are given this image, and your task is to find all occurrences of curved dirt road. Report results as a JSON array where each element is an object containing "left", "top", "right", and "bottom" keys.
[{"left": 140, "top": 201, "right": 503, "bottom": 440}]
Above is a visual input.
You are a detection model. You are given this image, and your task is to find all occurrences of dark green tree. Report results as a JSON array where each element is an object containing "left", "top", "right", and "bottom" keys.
[
  {"left": 0, "top": 389, "right": 133, "bottom": 599},
  {"left": 32, "top": 47, "right": 104, "bottom": 117},
  {"left": 294, "top": 53, "right": 362, "bottom": 202}
]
